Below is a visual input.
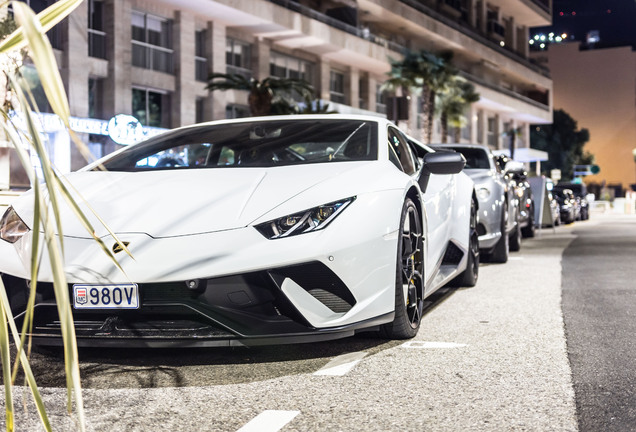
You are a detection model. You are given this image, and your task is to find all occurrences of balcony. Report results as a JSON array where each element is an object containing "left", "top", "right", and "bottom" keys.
[
  {"left": 267, "top": 0, "right": 405, "bottom": 53},
  {"left": 530, "top": 0, "right": 551, "bottom": 15},
  {"left": 487, "top": 20, "right": 505, "bottom": 41},
  {"left": 226, "top": 65, "right": 252, "bottom": 80},
  {"left": 440, "top": 0, "right": 462, "bottom": 19}
]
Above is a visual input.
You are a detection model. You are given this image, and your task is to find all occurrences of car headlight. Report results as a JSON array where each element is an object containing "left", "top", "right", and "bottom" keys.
[
  {"left": 476, "top": 186, "right": 490, "bottom": 200},
  {"left": 0, "top": 207, "right": 30, "bottom": 244},
  {"left": 255, "top": 197, "right": 355, "bottom": 239}
]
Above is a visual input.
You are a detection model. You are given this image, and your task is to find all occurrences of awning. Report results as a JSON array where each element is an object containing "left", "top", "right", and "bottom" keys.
[{"left": 493, "top": 147, "right": 549, "bottom": 163}]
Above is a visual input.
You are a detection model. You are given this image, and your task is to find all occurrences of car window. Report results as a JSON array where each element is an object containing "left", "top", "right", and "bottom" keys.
[
  {"left": 387, "top": 127, "right": 417, "bottom": 175},
  {"left": 100, "top": 119, "right": 378, "bottom": 171}
]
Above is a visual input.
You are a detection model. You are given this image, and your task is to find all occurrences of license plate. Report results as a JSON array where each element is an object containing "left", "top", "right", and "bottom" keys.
[{"left": 73, "top": 284, "right": 139, "bottom": 309}]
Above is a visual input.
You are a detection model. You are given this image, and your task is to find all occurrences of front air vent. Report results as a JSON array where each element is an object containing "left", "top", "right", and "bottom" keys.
[{"left": 269, "top": 262, "right": 356, "bottom": 313}]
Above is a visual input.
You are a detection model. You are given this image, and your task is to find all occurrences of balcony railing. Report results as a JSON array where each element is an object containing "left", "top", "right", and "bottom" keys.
[
  {"left": 226, "top": 64, "right": 252, "bottom": 80},
  {"left": 458, "top": 70, "right": 550, "bottom": 111},
  {"left": 399, "top": 0, "right": 549, "bottom": 78},
  {"left": 267, "top": 0, "right": 405, "bottom": 53}
]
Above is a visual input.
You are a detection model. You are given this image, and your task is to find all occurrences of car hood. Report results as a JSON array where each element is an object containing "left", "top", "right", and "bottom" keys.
[
  {"left": 462, "top": 169, "right": 495, "bottom": 185},
  {"left": 12, "top": 163, "right": 375, "bottom": 238}
]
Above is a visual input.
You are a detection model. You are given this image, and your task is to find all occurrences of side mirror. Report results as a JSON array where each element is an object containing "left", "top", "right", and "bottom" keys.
[
  {"left": 417, "top": 151, "right": 466, "bottom": 191},
  {"left": 422, "top": 151, "right": 466, "bottom": 175}
]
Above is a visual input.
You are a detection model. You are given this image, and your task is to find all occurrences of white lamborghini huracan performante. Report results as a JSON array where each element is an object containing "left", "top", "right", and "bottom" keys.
[{"left": 0, "top": 115, "right": 478, "bottom": 347}]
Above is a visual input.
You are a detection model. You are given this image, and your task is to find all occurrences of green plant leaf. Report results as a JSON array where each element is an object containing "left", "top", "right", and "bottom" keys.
[
  {"left": 12, "top": 2, "right": 70, "bottom": 121},
  {"left": 0, "top": 278, "right": 52, "bottom": 432},
  {"left": 0, "top": 0, "right": 83, "bottom": 54}
]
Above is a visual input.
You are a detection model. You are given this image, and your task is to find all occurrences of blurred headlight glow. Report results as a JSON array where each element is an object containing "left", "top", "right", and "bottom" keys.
[
  {"left": 255, "top": 197, "right": 355, "bottom": 239},
  {"left": 477, "top": 187, "right": 490, "bottom": 200},
  {"left": 0, "top": 207, "right": 30, "bottom": 244}
]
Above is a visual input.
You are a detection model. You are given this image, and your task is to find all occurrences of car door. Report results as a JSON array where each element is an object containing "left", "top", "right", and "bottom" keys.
[{"left": 388, "top": 128, "right": 453, "bottom": 290}]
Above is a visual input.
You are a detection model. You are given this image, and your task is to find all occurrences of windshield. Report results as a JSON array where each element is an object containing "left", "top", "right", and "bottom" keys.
[
  {"left": 447, "top": 147, "right": 490, "bottom": 169},
  {"left": 99, "top": 119, "right": 378, "bottom": 171}
]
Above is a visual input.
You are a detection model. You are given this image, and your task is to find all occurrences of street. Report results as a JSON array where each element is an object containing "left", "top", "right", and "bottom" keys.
[{"left": 4, "top": 212, "right": 636, "bottom": 431}]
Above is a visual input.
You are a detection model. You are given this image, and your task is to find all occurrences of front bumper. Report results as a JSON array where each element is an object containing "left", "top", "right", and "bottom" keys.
[{"left": 3, "top": 261, "right": 393, "bottom": 347}]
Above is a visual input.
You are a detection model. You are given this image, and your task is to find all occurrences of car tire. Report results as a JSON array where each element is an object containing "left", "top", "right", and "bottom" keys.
[
  {"left": 380, "top": 198, "right": 424, "bottom": 340},
  {"left": 521, "top": 212, "right": 535, "bottom": 238},
  {"left": 490, "top": 201, "right": 509, "bottom": 263},
  {"left": 509, "top": 215, "right": 521, "bottom": 252},
  {"left": 451, "top": 198, "right": 479, "bottom": 287}
]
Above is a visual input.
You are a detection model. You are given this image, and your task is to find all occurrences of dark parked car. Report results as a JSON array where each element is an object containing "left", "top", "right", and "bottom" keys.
[
  {"left": 505, "top": 166, "right": 535, "bottom": 238},
  {"left": 553, "top": 188, "right": 577, "bottom": 224},
  {"left": 553, "top": 182, "right": 589, "bottom": 220}
]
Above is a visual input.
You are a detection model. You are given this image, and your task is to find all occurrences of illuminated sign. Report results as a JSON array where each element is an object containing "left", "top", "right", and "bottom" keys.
[
  {"left": 107, "top": 114, "right": 145, "bottom": 145},
  {"left": 8, "top": 111, "right": 166, "bottom": 145}
]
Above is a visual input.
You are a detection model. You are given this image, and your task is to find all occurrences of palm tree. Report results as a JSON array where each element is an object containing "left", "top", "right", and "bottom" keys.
[
  {"left": 384, "top": 50, "right": 457, "bottom": 144},
  {"left": 437, "top": 76, "right": 480, "bottom": 143},
  {"left": 206, "top": 73, "right": 314, "bottom": 116}
]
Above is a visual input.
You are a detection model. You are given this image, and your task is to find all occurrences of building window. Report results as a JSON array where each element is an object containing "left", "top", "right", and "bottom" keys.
[
  {"left": 269, "top": 52, "right": 314, "bottom": 102},
  {"left": 196, "top": 97, "right": 205, "bottom": 123},
  {"left": 88, "top": 0, "right": 106, "bottom": 59},
  {"left": 226, "top": 38, "right": 251, "bottom": 79},
  {"left": 330, "top": 70, "right": 345, "bottom": 104},
  {"left": 487, "top": 116, "right": 497, "bottom": 148},
  {"left": 476, "top": 110, "right": 483, "bottom": 144},
  {"left": 226, "top": 104, "right": 249, "bottom": 119},
  {"left": 270, "top": 52, "right": 313, "bottom": 83},
  {"left": 21, "top": 64, "right": 51, "bottom": 113},
  {"left": 358, "top": 79, "right": 366, "bottom": 110},
  {"left": 195, "top": 30, "right": 208, "bottom": 82},
  {"left": 13, "top": 0, "right": 61, "bottom": 49},
  {"left": 376, "top": 84, "right": 387, "bottom": 114},
  {"left": 132, "top": 87, "right": 170, "bottom": 128},
  {"left": 88, "top": 78, "right": 104, "bottom": 119},
  {"left": 131, "top": 11, "right": 174, "bottom": 74}
]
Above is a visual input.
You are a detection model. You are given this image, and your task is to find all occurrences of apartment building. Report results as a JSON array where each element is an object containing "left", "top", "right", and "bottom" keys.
[{"left": 3, "top": 0, "right": 553, "bottom": 188}]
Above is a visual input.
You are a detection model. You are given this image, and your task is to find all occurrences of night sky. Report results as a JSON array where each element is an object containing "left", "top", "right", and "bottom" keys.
[{"left": 533, "top": 0, "right": 636, "bottom": 48}]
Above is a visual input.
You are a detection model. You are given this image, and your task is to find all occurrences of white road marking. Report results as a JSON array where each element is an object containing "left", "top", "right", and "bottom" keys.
[
  {"left": 236, "top": 410, "right": 300, "bottom": 432},
  {"left": 313, "top": 351, "right": 368, "bottom": 376},
  {"left": 401, "top": 341, "right": 467, "bottom": 349},
  {"left": 508, "top": 256, "right": 524, "bottom": 261}
]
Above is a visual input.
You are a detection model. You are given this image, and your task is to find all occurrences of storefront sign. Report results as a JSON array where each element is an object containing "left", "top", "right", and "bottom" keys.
[
  {"left": 107, "top": 114, "right": 145, "bottom": 145},
  {"left": 8, "top": 111, "right": 166, "bottom": 145}
]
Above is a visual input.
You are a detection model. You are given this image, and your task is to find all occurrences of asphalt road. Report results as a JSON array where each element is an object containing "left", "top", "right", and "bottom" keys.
[
  {"left": 6, "top": 213, "right": 633, "bottom": 431},
  {"left": 562, "top": 214, "right": 636, "bottom": 431}
]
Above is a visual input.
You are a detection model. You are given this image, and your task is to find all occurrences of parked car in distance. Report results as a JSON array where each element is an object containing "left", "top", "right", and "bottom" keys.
[
  {"left": 553, "top": 182, "right": 589, "bottom": 220},
  {"left": 547, "top": 191, "right": 561, "bottom": 226},
  {"left": 500, "top": 159, "right": 535, "bottom": 238},
  {"left": 435, "top": 144, "right": 520, "bottom": 263},
  {"left": 553, "top": 188, "right": 577, "bottom": 224}
]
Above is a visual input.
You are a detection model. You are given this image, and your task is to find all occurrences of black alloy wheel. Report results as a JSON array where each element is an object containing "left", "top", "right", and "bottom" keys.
[
  {"left": 381, "top": 198, "right": 424, "bottom": 339},
  {"left": 453, "top": 198, "right": 479, "bottom": 287},
  {"left": 489, "top": 200, "right": 509, "bottom": 263}
]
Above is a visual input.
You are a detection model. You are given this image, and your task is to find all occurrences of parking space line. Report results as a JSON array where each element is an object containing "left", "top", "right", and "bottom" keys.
[
  {"left": 401, "top": 341, "right": 467, "bottom": 349},
  {"left": 313, "top": 351, "right": 368, "bottom": 376},
  {"left": 236, "top": 410, "right": 300, "bottom": 432}
]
